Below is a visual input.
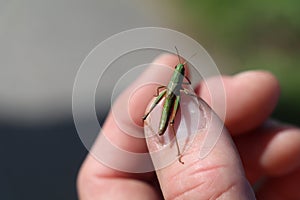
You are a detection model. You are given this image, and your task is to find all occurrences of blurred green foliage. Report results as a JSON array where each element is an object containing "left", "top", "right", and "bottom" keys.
[{"left": 181, "top": 0, "right": 300, "bottom": 125}]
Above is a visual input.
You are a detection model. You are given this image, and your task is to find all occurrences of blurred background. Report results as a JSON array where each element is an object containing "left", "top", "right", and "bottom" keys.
[{"left": 0, "top": 0, "right": 299, "bottom": 199}]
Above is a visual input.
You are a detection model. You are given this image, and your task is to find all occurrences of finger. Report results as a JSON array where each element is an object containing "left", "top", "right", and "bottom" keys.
[
  {"left": 234, "top": 120, "right": 300, "bottom": 184},
  {"left": 77, "top": 54, "right": 183, "bottom": 199},
  {"left": 144, "top": 96, "right": 256, "bottom": 199},
  {"left": 196, "top": 71, "right": 280, "bottom": 135},
  {"left": 256, "top": 167, "right": 300, "bottom": 199}
]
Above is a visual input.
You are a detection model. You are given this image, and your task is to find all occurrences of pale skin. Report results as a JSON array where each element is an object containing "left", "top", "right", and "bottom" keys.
[{"left": 77, "top": 54, "right": 300, "bottom": 199}]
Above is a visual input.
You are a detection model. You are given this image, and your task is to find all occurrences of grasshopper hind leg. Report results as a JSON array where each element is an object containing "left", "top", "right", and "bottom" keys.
[
  {"left": 154, "top": 86, "right": 167, "bottom": 97},
  {"left": 170, "top": 123, "right": 184, "bottom": 164},
  {"left": 169, "top": 95, "right": 184, "bottom": 164},
  {"left": 142, "top": 89, "right": 167, "bottom": 121}
]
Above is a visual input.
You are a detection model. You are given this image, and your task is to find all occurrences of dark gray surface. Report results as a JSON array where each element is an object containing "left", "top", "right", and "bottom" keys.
[
  {"left": 0, "top": 0, "right": 162, "bottom": 124},
  {"left": 0, "top": 119, "right": 87, "bottom": 199}
]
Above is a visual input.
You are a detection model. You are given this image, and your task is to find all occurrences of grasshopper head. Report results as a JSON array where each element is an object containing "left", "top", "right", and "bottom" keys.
[{"left": 175, "top": 63, "right": 185, "bottom": 75}]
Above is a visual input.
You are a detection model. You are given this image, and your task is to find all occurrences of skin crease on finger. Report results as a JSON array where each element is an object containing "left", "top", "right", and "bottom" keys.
[{"left": 151, "top": 132, "right": 256, "bottom": 200}]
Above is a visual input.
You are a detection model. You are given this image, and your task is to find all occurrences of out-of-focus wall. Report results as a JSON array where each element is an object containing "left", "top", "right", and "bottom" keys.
[{"left": 0, "top": 0, "right": 167, "bottom": 125}]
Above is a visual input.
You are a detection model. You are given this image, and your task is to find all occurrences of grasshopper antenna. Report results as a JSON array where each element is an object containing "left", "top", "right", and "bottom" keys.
[
  {"left": 174, "top": 46, "right": 182, "bottom": 64},
  {"left": 175, "top": 46, "right": 197, "bottom": 66},
  {"left": 183, "top": 52, "right": 197, "bottom": 66}
]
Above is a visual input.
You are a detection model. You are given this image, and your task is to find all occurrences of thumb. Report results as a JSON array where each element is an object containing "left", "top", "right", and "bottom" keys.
[{"left": 144, "top": 96, "right": 256, "bottom": 199}]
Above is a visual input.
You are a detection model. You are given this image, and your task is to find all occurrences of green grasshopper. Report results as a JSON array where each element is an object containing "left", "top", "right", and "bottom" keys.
[{"left": 143, "top": 47, "right": 196, "bottom": 164}]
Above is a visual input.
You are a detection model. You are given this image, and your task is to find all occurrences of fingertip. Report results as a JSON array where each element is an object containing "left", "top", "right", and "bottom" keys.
[
  {"left": 260, "top": 127, "right": 300, "bottom": 176},
  {"left": 233, "top": 70, "right": 280, "bottom": 100},
  {"left": 196, "top": 70, "right": 280, "bottom": 135},
  {"left": 229, "top": 70, "right": 280, "bottom": 133}
]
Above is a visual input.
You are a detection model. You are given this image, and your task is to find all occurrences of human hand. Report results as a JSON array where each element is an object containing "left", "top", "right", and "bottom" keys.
[{"left": 77, "top": 54, "right": 300, "bottom": 199}]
